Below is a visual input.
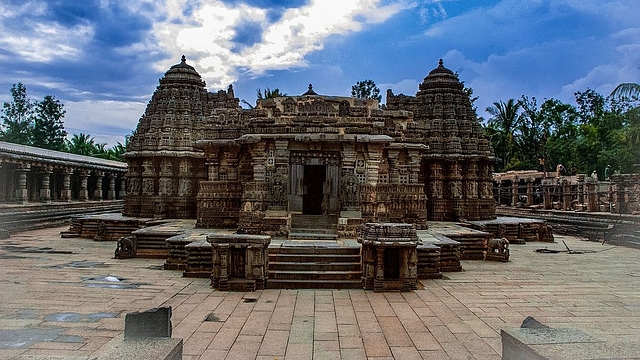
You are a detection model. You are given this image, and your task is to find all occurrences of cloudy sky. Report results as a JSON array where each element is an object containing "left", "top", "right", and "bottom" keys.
[{"left": 1, "top": 0, "right": 638, "bottom": 146}]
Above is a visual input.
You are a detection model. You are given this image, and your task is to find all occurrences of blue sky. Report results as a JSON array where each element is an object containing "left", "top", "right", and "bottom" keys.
[{"left": 1, "top": 0, "right": 638, "bottom": 146}]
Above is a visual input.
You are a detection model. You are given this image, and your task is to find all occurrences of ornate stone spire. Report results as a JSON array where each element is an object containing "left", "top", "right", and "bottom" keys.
[{"left": 302, "top": 83, "right": 318, "bottom": 96}]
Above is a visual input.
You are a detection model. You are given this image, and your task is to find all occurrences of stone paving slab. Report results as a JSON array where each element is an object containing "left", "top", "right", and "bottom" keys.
[{"left": 0, "top": 226, "right": 639, "bottom": 359}]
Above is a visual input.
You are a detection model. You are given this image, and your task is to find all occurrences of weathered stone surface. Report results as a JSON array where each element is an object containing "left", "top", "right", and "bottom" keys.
[
  {"left": 124, "top": 307, "right": 172, "bottom": 338},
  {"left": 98, "top": 335, "right": 182, "bottom": 360}
]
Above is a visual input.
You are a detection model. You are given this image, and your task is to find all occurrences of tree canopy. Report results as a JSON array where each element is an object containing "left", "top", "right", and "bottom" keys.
[
  {"left": 1, "top": 83, "right": 34, "bottom": 145},
  {"left": 257, "top": 88, "right": 287, "bottom": 100},
  {"left": 351, "top": 79, "right": 381, "bottom": 102},
  {"left": 483, "top": 88, "right": 640, "bottom": 176},
  {"left": 0, "top": 83, "right": 127, "bottom": 161}
]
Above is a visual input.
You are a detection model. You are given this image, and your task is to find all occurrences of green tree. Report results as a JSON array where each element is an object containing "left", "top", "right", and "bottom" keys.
[
  {"left": 66, "top": 133, "right": 97, "bottom": 156},
  {"left": 484, "top": 99, "right": 522, "bottom": 171},
  {"left": 1, "top": 83, "right": 34, "bottom": 145},
  {"left": 513, "top": 96, "right": 545, "bottom": 170},
  {"left": 537, "top": 98, "right": 579, "bottom": 173},
  {"left": 32, "top": 95, "right": 67, "bottom": 150},
  {"left": 610, "top": 83, "right": 640, "bottom": 99},
  {"left": 351, "top": 79, "right": 381, "bottom": 102},
  {"left": 257, "top": 88, "right": 287, "bottom": 100}
]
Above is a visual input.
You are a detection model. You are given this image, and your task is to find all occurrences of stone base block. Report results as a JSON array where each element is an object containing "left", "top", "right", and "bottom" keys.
[
  {"left": 501, "top": 326, "right": 640, "bottom": 359},
  {"left": 98, "top": 336, "right": 182, "bottom": 360}
]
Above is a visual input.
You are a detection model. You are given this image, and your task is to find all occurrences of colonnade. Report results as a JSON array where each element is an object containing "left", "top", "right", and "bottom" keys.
[{"left": 0, "top": 141, "right": 127, "bottom": 204}]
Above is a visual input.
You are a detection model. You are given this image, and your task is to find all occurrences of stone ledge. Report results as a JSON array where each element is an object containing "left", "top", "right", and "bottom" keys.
[
  {"left": 501, "top": 327, "right": 640, "bottom": 360},
  {"left": 97, "top": 335, "right": 182, "bottom": 360}
]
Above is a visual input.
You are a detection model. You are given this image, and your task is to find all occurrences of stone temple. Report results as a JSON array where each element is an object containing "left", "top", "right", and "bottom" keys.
[{"left": 124, "top": 56, "right": 496, "bottom": 236}]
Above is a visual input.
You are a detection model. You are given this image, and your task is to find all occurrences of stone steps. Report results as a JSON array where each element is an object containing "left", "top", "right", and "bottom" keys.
[
  {"left": 269, "top": 261, "right": 361, "bottom": 271},
  {"left": 269, "top": 270, "right": 362, "bottom": 280},
  {"left": 267, "top": 279, "right": 362, "bottom": 289},
  {"left": 289, "top": 215, "right": 338, "bottom": 240},
  {"left": 267, "top": 242, "right": 362, "bottom": 289},
  {"left": 288, "top": 231, "right": 338, "bottom": 241},
  {"left": 290, "top": 214, "right": 337, "bottom": 229}
]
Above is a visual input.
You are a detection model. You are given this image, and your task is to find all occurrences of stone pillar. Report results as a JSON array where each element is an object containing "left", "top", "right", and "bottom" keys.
[
  {"left": 511, "top": 178, "right": 519, "bottom": 206},
  {"left": 94, "top": 171, "right": 104, "bottom": 200},
  {"left": 250, "top": 145, "right": 266, "bottom": 183},
  {"left": 543, "top": 181, "right": 552, "bottom": 210},
  {"left": 39, "top": 166, "right": 53, "bottom": 203},
  {"left": 586, "top": 181, "right": 598, "bottom": 212},
  {"left": 386, "top": 149, "right": 399, "bottom": 183},
  {"left": 0, "top": 163, "right": 6, "bottom": 202},
  {"left": 15, "top": 164, "right": 30, "bottom": 204},
  {"left": 78, "top": 170, "right": 89, "bottom": 201},
  {"left": 409, "top": 150, "right": 421, "bottom": 185},
  {"left": 526, "top": 179, "right": 534, "bottom": 206},
  {"left": 366, "top": 145, "right": 384, "bottom": 185},
  {"left": 60, "top": 168, "right": 73, "bottom": 201},
  {"left": 119, "top": 176, "right": 126, "bottom": 199},
  {"left": 376, "top": 247, "right": 385, "bottom": 281},
  {"left": 562, "top": 181, "right": 571, "bottom": 210},
  {"left": 107, "top": 173, "right": 116, "bottom": 200}
]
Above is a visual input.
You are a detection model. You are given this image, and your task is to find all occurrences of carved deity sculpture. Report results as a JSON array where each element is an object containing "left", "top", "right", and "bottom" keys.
[
  {"left": 270, "top": 173, "right": 287, "bottom": 207},
  {"left": 142, "top": 179, "right": 154, "bottom": 195},
  {"left": 467, "top": 181, "right": 478, "bottom": 198},
  {"left": 449, "top": 181, "right": 462, "bottom": 199},
  {"left": 341, "top": 173, "right": 360, "bottom": 209},
  {"left": 339, "top": 100, "right": 350, "bottom": 116}
]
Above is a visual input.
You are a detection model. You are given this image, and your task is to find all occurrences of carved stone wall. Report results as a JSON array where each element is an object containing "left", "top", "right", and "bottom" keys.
[{"left": 126, "top": 57, "right": 497, "bottom": 228}]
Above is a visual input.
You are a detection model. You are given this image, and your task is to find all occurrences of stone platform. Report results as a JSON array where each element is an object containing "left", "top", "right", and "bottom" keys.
[{"left": 2, "top": 226, "right": 639, "bottom": 359}]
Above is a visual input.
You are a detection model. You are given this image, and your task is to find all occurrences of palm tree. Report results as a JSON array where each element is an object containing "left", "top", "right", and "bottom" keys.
[
  {"left": 611, "top": 83, "right": 640, "bottom": 149},
  {"left": 485, "top": 99, "right": 522, "bottom": 170},
  {"left": 66, "top": 133, "right": 97, "bottom": 156},
  {"left": 257, "top": 88, "right": 287, "bottom": 100},
  {"left": 610, "top": 83, "right": 640, "bottom": 99}
]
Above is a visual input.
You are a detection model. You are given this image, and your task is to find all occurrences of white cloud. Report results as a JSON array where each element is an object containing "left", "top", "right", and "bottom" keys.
[
  {"left": 152, "top": 0, "right": 412, "bottom": 89},
  {"left": 0, "top": 10, "right": 94, "bottom": 63},
  {"left": 63, "top": 100, "right": 146, "bottom": 146},
  {"left": 418, "top": 0, "right": 448, "bottom": 24}
]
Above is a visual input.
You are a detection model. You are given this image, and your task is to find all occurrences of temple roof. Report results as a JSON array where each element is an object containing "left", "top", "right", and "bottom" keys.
[
  {"left": 302, "top": 83, "right": 318, "bottom": 96},
  {"left": 419, "top": 59, "right": 463, "bottom": 91},
  {"left": 160, "top": 55, "right": 206, "bottom": 87},
  {"left": 0, "top": 141, "right": 126, "bottom": 171}
]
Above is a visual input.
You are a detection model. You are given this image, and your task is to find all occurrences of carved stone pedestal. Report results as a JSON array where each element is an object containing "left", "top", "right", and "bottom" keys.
[
  {"left": 359, "top": 223, "right": 419, "bottom": 292},
  {"left": 485, "top": 238, "right": 509, "bottom": 262},
  {"left": 208, "top": 234, "right": 271, "bottom": 291},
  {"left": 115, "top": 236, "right": 137, "bottom": 259}
]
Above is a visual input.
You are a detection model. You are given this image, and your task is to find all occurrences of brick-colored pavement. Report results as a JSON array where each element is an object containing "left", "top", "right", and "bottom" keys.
[{"left": 0, "top": 226, "right": 639, "bottom": 359}]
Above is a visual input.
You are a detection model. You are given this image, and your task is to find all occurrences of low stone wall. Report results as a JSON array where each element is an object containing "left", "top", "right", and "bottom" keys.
[{"left": 1, "top": 200, "right": 124, "bottom": 236}]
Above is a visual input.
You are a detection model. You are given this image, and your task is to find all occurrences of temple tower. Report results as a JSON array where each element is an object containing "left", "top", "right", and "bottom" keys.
[
  {"left": 124, "top": 56, "right": 240, "bottom": 218},
  {"left": 387, "top": 59, "right": 495, "bottom": 221}
]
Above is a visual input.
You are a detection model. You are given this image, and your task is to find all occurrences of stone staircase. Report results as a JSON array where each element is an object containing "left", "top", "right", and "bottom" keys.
[
  {"left": 289, "top": 214, "right": 338, "bottom": 240},
  {"left": 267, "top": 242, "right": 362, "bottom": 289}
]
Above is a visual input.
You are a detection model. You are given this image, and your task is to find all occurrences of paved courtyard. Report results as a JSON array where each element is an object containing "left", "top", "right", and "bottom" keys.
[{"left": 0, "top": 226, "right": 639, "bottom": 359}]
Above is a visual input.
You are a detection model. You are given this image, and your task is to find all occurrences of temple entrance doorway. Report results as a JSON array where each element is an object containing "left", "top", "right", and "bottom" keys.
[
  {"left": 303, "top": 165, "right": 325, "bottom": 215},
  {"left": 384, "top": 248, "right": 401, "bottom": 279}
]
